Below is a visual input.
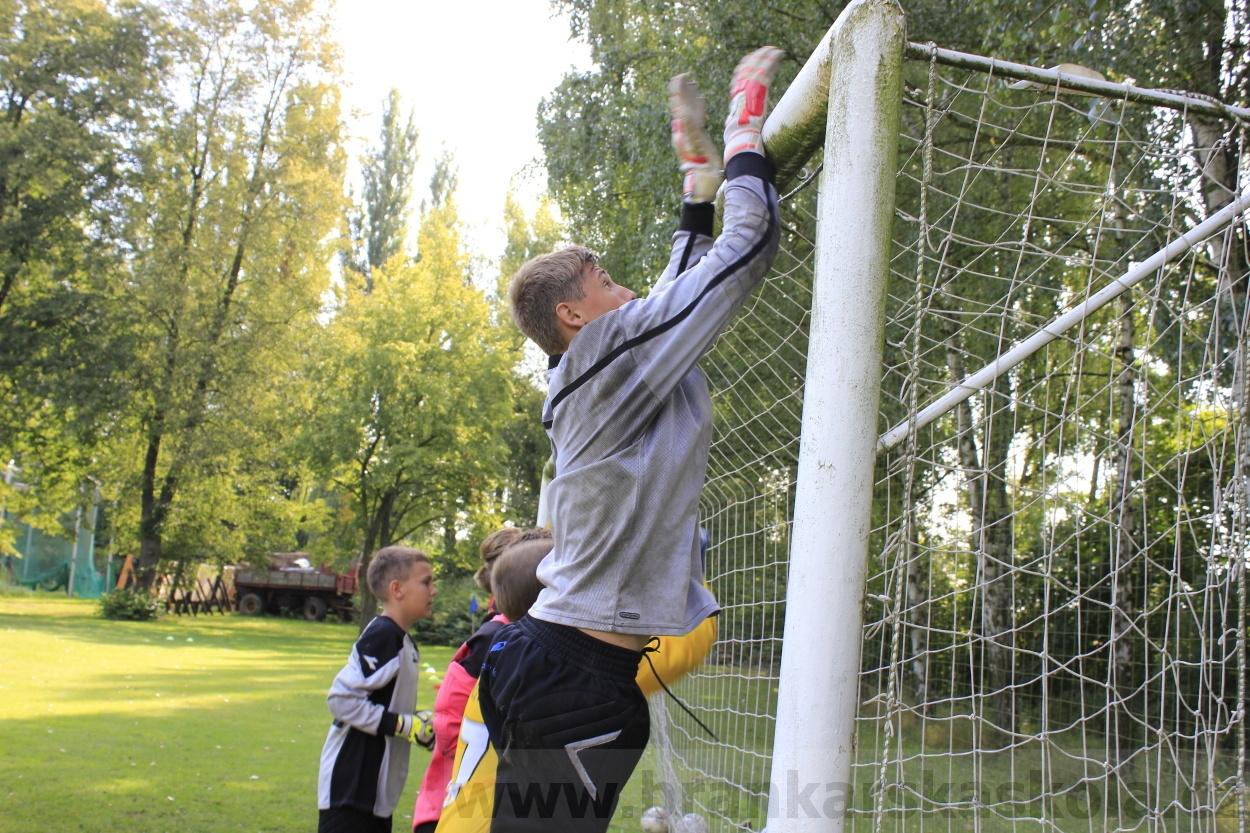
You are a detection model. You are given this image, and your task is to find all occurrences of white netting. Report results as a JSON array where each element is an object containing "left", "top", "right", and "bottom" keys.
[{"left": 642, "top": 47, "right": 1249, "bottom": 833}]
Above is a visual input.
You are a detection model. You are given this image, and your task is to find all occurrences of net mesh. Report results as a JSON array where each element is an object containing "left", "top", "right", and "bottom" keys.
[
  {"left": 3, "top": 507, "right": 105, "bottom": 598},
  {"left": 643, "top": 49, "right": 1250, "bottom": 833}
]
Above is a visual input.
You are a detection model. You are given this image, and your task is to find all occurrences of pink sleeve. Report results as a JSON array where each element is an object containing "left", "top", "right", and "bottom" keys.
[
  {"left": 433, "top": 661, "right": 476, "bottom": 756},
  {"left": 413, "top": 659, "right": 480, "bottom": 826}
]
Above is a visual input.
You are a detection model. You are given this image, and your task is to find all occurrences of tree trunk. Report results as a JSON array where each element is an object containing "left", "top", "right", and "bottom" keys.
[
  {"left": 904, "top": 541, "right": 930, "bottom": 708},
  {"left": 1108, "top": 294, "right": 1140, "bottom": 762},
  {"left": 443, "top": 512, "right": 456, "bottom": 558},
  {"left": 1191, "top": 115, "right": 1244, "bottom": 299},
  {"left": 136, "top": 419, "right": 165, "bottom": 588},
  {"left": 945, "top": 317, "right": 1014, "bottom": 737},
  {"left": 1191, "top": 115, "right": 1248, "bottom": 399},
  {"left": 980, "top": 372, "right": 1017, "bottom": 738},
  {"left": 357, "top": 490, "right": 396, "bottom": 635}
]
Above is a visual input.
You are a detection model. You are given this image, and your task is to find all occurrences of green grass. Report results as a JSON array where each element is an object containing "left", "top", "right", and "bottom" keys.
[
  {"left": 0, "top": 593, "right": 667, "bottom": 833},
  {"left": 0, "top": 594, "right": 453, "bottom": 833},
  {"left": 4, "top": 594, "right": 1239, "bottom": 833}
]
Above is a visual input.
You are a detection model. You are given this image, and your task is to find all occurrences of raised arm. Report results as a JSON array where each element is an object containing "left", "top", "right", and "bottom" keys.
[
  {"left": 623, "top": 159, "right": 779, "bottom": 399},
  {"left": 653, "top": 74, "right": 722, "bottom": 295},
  {"left": 621, "top": 47, "right": 785, "bottom": 398}
]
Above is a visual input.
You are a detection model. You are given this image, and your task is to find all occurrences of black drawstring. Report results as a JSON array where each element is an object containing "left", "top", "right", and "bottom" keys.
[{"left": 641, "top": 637, "right": 719, "bottom": 742}]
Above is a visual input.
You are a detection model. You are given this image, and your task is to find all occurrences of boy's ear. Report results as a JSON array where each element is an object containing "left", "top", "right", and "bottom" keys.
[{"left": 554, "top": 299, "right": 583, "bottom": 330}]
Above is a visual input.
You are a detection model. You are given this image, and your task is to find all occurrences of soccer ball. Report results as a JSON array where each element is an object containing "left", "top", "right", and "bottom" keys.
[
  {"left": 640, "top": 806, "right": 670, "bottom": 833},
  {"left": 679, "top": 813, "right": 709, "bottom": 833}
]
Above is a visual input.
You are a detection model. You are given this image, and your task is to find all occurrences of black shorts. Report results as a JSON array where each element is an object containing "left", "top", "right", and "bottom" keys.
[
  {"left": 477, "top": 615, "right": 650, "bottom": 833},
  {"left": 317, "top": 805, "right": 392, "bottom": 833}
]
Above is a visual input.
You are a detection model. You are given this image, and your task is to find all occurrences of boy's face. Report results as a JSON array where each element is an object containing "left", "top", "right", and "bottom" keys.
[
  {"left": 391, "top": 561, "right": 436, "bottom": 625},
  {"left": 556, "top": 262, "right": 636, "bottom": 337}
]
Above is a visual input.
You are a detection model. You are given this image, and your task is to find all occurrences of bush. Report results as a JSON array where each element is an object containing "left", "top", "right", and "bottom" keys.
[
  {"left": 411, "top": 573, "right": 483, "bottom": 647},
  {"left": 99, "top": 589, "right": 161, "bottom": 621}
]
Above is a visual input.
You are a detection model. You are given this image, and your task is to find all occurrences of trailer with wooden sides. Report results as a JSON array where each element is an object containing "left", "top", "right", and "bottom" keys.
[{"left": 232, "top": 557, "right": 359, "bottom": 622}]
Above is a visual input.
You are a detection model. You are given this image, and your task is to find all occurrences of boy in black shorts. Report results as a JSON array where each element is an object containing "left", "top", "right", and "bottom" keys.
[{"left": 439, "top": 47, "right": 783, "bottom": 833}]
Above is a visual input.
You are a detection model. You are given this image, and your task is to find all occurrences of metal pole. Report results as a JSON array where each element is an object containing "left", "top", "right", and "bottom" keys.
[
  {"left": 875, "top": 190, "right": 1250, "bottom": 455},
  {"left": 904, "top": 42, "right": 1250, "bottom": 122},
  {"left": 68, "top": 503, "right": 82, "bottom": 598},
  {"left": 764, "top": 1, "right": 906, "bottom": 830}
]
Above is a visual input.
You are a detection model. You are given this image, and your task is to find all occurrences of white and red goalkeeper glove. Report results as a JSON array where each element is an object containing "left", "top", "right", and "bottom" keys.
[
  {"left": 723, "top": 46, "right": 784, "bottom": 164},
  {"left": 669, "top": 73, "right": 723, "bottom": 204}
]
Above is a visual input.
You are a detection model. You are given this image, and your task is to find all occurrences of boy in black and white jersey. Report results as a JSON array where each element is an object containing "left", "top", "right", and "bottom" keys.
[
  {"left": 317, "top": 547, "right": 437, "bottom": 833},
  {"left": 445, "top": 47, "right": 784, "bottom": 833}
]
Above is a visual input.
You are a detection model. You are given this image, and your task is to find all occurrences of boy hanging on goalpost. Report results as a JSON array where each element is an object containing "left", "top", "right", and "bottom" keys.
[{"left": 436, "top": 46, "right": 783, "bottom": 833}]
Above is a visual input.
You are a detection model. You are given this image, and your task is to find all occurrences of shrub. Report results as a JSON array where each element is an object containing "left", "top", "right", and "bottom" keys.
[
  {"left": 411, "top": 573, "right": 481, "bottom": 647},
  {"left": 99, "top": 589, "right": 161, "bottom": 621}
]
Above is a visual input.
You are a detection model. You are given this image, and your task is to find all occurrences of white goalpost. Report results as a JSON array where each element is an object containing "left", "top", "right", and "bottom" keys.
[
  {"left": 763, "top": 1, "right": 905, "bottom": 830},
  {"left": 637, "top": 0, "right": 1250, "bottom": 832}
]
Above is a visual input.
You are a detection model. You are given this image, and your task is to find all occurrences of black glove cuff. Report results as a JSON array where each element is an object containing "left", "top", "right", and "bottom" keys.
[
  {"left": 379, "top": 710, "right": 400, "bottom": 736},
  {"left": 726, "top": 152, "right": 776, "bottom": 184},
  {"left": 679, "top": 202, "right": 715, "bottom": 237}
]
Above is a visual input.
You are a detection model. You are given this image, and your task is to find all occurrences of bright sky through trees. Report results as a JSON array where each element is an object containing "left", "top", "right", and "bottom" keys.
[{"left": 332, "top": 0, "right": 591, "bottom": 266}]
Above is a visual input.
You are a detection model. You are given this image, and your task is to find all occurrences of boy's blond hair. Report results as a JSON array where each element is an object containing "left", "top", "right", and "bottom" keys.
[
  {"left": 367, "top": 546, "right": 430, "bottom": 600},
  {"left": 492, "top": 537, "right": 553, "bottom": 622},
  {"left": 475, "top": 527, "right": 524, "bottom": 594},
  {"left": 508, "top": 245, "right": 599, "bottom": 355}
]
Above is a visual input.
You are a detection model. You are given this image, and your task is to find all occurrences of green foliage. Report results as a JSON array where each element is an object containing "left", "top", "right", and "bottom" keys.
[
  {"left": 0, "top": 0, "right": 162, "bottom": 537},
  {"left": 344, "top": 88, "right": 419, "bottom": 284},
  {"left": 111, "top": 0, "right": 346, "bottom": 574},
  {"left": 98, "top": 588, "right": 161, "bottom": 621},
  {"left": 303, "top": 173, "right": 518, "bottom": 626}
]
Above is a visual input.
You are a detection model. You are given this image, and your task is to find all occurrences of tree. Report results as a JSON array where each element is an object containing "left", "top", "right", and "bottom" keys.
[
  {"left": 305, "top": 169, "right": 516, "bottom": 631},
  {"left": 500, "top": 191, "right": 563, "bottom": 299},
  {"left": 117, "top": 0, "right": 345, "bottom": 582},
  {"left": 343, "top": 88, "right": 418, "bottom": 290},
  {"left": 495, "top": 191, "right": 564, "bottom": 527},
  {"left": 0, "top": 0, "right": 161, "bottom": 545}
]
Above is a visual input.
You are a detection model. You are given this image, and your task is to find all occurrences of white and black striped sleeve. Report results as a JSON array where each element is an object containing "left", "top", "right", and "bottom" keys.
[{"left": 325, "top": 617, "right": 405, "bottom": 736}]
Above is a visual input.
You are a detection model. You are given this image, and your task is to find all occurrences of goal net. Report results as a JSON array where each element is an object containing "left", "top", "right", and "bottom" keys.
[{"left": 643, "top": 14, "right": 1249, "bottom": 833}]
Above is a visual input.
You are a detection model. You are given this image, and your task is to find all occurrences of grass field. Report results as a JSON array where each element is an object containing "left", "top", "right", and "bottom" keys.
[
  {"left": 0, "top": 592, "right": 670, "bottom": 833},
  {"left": 4, "top": 593, "right": 1240, "bottom": 833},
  {"left": 0, "top": 593, "right": 453, "bottom": 833}
]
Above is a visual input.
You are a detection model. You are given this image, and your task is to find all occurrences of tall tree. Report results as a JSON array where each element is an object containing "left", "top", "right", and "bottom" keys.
[
  {"left": 119, "top": 0, "right": 345, "bottom": 582},
  {"left": 496, "top": 192, "right": 564, "bottom": 527},
  {"left": 0, "top": 0, "right": 161, "bottom": 543},
  {"left": 344, "top": 88, "right": 418, "bottom": 290},
  {"left": 306, "top": 169, "right": 516, "bottom": 631}
]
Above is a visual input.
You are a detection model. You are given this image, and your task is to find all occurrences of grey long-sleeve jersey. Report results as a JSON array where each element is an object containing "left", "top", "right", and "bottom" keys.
[{"left": 530, "top": 153, "right": 781, "bottom": 636}]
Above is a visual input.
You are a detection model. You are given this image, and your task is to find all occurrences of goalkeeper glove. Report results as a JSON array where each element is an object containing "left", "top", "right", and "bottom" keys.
[
  {"left": 723, "top": 46, "right": 785, "bottom": 164},
  {"left": 670, "top": 73, "right": 724, "bottom": 204},
  {"left": 396, "top": 710, "right": 434, "bottom": 750}
]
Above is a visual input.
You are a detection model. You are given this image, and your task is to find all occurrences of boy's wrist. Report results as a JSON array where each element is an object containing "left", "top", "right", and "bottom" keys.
[
  {"left": 379, "top": 710, "right": 400, "bottom": 736},
  {"left": 680, "top": 202, "right": 715, "bottom": 237},
  {"left": 726, "top": 152, "right": 776, "bottom": 184}
]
